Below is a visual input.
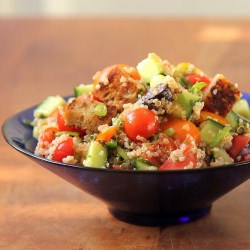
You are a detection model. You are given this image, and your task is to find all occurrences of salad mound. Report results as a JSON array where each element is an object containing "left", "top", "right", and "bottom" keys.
[{"left": 31, "top": 53, "right": 250, "bottom": 170}]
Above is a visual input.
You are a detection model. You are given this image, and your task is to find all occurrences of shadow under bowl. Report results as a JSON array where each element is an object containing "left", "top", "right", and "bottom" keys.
[{"left": 2, "top": 101, "right": 250, "bottom": 226}]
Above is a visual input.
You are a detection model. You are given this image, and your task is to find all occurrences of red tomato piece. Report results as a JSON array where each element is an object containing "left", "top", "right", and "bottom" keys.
[
  {"left": 160, "top": 155, "right": 198, "bottom": 170},
  {"left": 123, "top": 108, "right": 159, "bottom": 141},
  {"left": 52, "top": 137, "right": 74, "bottom": 162},
  {"left": 242, "top": 153, "right": 250, "bottom": 161},
  {"left": 159, "top": 135, "right": 199, "bottom": 170},
  {"left": 185, "top": 73, "right": 210, "bottom": 85},
  {"left": 41, "top": 127, "right": 59, "bottom": 143},
  {"left": 57, "top": 111, "right": 85, "bottom": 136},
  {"left": 228, "top": 135, "right": 250, "bottom": 159},
  {"left": 142, "top": 134, "right": 177, "bottom": 165}
]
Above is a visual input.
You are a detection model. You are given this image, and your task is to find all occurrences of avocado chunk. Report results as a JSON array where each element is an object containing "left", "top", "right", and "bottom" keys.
[
  {"left": 34, "top": 95, "right": 66, "bottom": 118},
  {"left": 84, "top": 141, "right": 108, "bottom": 168}
]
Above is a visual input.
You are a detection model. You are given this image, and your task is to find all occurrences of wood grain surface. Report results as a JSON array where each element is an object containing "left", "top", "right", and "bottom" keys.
[{"left": 0, "top": 18, "right": 249, "bottom": 250}]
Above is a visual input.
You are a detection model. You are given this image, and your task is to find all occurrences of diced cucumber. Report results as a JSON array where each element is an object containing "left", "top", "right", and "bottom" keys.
[
  {"left": 32, "top": 125, "right": 41, "bottom": 139},
  {"left": 74, "top": 84, "right": 93, "bottom": 97},
  {"left": 137, "top": 53, "right": 165, "bottom": 84},
  {"left": 200, "top": 119, "right": 231, "bottom": 147},
  {"left": 134, "top": 158, "right": 157, "bottom": 170},
  {"left": 84, "top": 141, "right": 107, "bottom": 168},
  {"left": 226, "top": 110, "right": 250, "bottom": 129},
  {"left": 210, "top": 126, "right": 231, "bottom": 147},
  {"left": 34, "top": 95, "right": 65, "bottom": 118},
  {"left": 225, "top": 111, "right": 238, "bottom": 129},
  {"left": 233, "top": 99, "right": 250, "bottom": 119},
  {"left": 171, "top": 90, "right": 201, "bottom": 119},
  {"left": 55, "top": 131, "right": 79, "bottom": 137},
  {"left": 212, "top": 148, "right": 234, "bottom": 165}
]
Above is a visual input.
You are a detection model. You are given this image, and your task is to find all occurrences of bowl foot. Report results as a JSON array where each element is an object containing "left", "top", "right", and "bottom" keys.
[{"left": 108, "top": 206, "right": 211, "bottom": 227}]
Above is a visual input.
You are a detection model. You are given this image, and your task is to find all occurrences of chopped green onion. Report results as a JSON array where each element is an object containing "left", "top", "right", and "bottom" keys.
[
  {"left": 106, "top": 140, "right": 118, "bottom": 149},
  {"left": 94, "top": 103, "right": 107, "bottom": 117},
  {"left": 112, "top": 116, "right": 122, "bottom": 127},
  {"left": 117, "top": 146, "right": 129, "bottom": 161},
  {"left": 22, "top": 118, "right": 33, "bottom": 127},
  {"left": 189, "top": 82, "right": 207, "bottom": 92},
  {"left": 55, "top": 131, "right": 79, "bottom": 137}
]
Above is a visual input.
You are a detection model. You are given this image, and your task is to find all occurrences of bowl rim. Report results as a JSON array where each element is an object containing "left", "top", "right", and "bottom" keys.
[{"left": 2, "top": 93, "right": 250, "bottom": 175}]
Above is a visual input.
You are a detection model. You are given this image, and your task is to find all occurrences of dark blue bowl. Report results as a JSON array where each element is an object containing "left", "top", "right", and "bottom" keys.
[{"left": 2, "top": 95, "right": 250, "bottom": 226}]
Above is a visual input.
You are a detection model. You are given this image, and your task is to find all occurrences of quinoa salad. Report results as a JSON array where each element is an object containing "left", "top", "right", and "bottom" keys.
[{"left": 30, "top": 53, "right": 250, "bottom": 170}]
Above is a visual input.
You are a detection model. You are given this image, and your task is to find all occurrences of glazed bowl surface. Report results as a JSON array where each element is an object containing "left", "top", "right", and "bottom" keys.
[{"left": 2, "top": 94, "right": 250, "bottom": 226}]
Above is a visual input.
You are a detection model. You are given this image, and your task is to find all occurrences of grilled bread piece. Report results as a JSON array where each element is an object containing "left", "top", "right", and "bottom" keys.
[
  {"left": 93, "top": 65, "right": 145, "bottom": 112},
  {"left": 64, "top": 96, "right": 117, "bottom": 134},
  {"left": 203, "top": 74, "right": 240, "bottom": 116}
]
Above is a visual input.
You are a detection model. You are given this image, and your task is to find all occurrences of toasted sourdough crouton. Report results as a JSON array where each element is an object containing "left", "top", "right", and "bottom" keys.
[
  {"left": 64, "top": 96, "right": 117, "bottom": 134},
  {"left": 203, "top": 74, "right": 240, "bottom": 116},
  {"left": 93, "top": 65, "right": 145, "bottom": 112}
]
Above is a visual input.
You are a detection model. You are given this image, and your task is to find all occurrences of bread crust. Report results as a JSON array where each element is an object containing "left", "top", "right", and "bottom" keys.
[
  {"left": 203, "top": 74, "right": 240, "bottom": 116},
  {"left": 93, "top": 66, "right": 145, "bottom": 112},
  {"left": 64, "top": 96, "right": 117, "bottom": 134}
]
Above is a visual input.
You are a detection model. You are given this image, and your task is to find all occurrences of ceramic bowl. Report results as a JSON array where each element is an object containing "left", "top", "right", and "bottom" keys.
[{"left": 2, "top": 94, "right": 250, "bottom": 226}]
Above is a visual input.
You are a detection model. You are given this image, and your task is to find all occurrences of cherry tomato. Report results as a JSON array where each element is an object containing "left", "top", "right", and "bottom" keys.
[
  {"left": 160, "top": 155, "right": 198, "bottom": 170},
  {"left": 123, "top": 108, "right": 159, "bottom": 141},
  {"left": 228, "top": 135, "right": 250, "bottom": 159},
  {"left": 41, "top": 127, "right": 59, "bottom": 143},
  {"left": 52, "top": 137, "right": 74, "bottom": 162},
  {"left": 57, "top": 111, "right": 85, "bottom": 136},
  {"left": 185, "top": 73, "right": 210, "bottom": 85},
  {"left": 161, "top": 117, "right": 200, "bottom": 145}
]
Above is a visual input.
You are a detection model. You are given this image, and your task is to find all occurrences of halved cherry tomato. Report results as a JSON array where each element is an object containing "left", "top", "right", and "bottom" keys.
[
  {"left": 160, "top": 135, "right": 198, "bottom": 170},
  {"left": 161, "top": 117, "right": 200, "bottom": 145},
  {"left": 93, "top": 64, "right": 140, "bottom": 88},
  {"left": 96, "top": 126, "right": 117, "bottom": 142},
  {"left": 57, "top": 111, "right": 85, "bottom": 136},
  {"left": 123, "top": 108, "right": 159, "bottom": 141},
  {"left": 160, "top": 155, "right": 198, "bottom": 170},
  {"left": 228, "top": 135, "right": 250, "bottom": 159},
  {"left": 52, "top": 137, "right": 74, "bottom": 162},
  {"left": 41, "top": 127, "right": 59, "bottom": 143},
  {"left": 199, "top": 111, "right": 229, "bottom": 126},
  {"left": 184, "top": 73, "right": 211, "bottom": 85}
]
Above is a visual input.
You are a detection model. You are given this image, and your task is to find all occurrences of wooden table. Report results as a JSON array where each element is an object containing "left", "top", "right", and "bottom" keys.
[{"left": 0, "top": 18, "right": 250, "bottom": 250}]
